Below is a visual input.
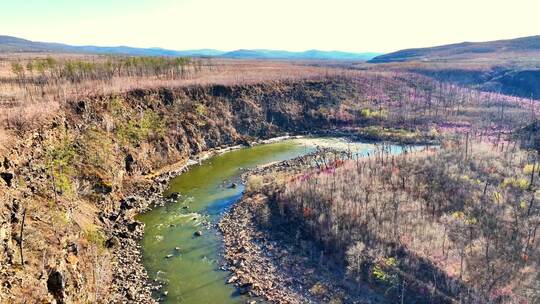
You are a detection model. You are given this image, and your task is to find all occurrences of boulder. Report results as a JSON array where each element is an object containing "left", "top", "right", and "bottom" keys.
[
  {"left": 238, "top": 282, "right": 253, "bottom": 294},
  {"left": 66, "top": 242, "right": 78, "bottom": 255},
  {"left": 47, "top": 269, "right": 65, "bottom": 303},
  {"left": 168, "top": 192, "right": 180, "bottom": 200},
  {"left": 119, "top": 199, "right": 133, "bottom": 210},
  {"left": 125, "top": 154, "right": 135, "bottom": 173},
  {"left": 105, "top": 237, "right": 119, "bottom": 248},
  {"left": 127, "top": 221, "right": 142, "bottom": 232},
  {"left": 0, "top": 172, "right": 14, "bottom": 187}
]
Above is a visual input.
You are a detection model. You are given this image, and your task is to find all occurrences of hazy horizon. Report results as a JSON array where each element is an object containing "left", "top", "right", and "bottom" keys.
[{"left": 2, "top": 0, "right": 539, "bottom": 53}]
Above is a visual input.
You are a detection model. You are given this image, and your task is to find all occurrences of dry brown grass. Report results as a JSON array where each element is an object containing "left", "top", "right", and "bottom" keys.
[
  {"left": 0, "top": 53, "right": 356, "bottom": 131},
  {"left": 0, "top": 53, "right": 360, "bottom": 151},
  {"left": 1, "top": 52, "right": 538, "bottom": 153},
  {"left": 260, "top": 139, "right": 539, "bottom": 303},
  {"left": 0, "top": 128, "right": 14, "bottom": 152}
]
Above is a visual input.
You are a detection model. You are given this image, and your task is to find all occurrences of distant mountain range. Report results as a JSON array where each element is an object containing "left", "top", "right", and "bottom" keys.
[
  {"left": 220, "top": 49, "right": 380, "bottom": 60},
  {"left": 0, "top": 35, "right": 379, "bottom": 61},
  {"left": 368, "top": 35, "right": 540, "bottom": 63}
]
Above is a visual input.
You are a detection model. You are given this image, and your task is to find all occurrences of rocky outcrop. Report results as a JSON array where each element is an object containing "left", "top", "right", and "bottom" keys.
[{"left": 47, "top": 270, "right": 65, "bottom": 303}]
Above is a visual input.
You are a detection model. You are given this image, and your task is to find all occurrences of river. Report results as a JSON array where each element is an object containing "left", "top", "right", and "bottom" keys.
[{"left": 138, "top": 137, "right": 413, "bottom": 303}]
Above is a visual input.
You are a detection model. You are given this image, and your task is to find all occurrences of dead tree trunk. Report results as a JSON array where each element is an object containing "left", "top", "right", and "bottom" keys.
[{"left": 19, "top": 207, "right": 27, "bottom": 267}]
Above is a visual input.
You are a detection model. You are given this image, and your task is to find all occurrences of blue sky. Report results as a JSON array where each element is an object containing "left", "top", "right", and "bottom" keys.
[{"left": 1, "top": 0, "right": 539, "bottom": 53}]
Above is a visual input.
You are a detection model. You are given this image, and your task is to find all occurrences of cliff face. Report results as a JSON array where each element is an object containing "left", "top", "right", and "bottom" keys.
[{"left": 0, "top": 77, "right": 364, "bottom": 303}]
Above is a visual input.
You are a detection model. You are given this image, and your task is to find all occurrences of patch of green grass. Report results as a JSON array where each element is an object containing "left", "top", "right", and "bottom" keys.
[
  {"left": 116, "top": 109, "right": 166, "bottom": 144},
  {"left": 45, "top": 135, "right": 77, "bottom": 196},
  {"left": 108, "top": 97, "right": 125, "bottom": 116},
  {"left": 358, "top": 126, "right": 421, "bottom": 141},
  {"left": 523, "top": 164, "right": 539, "bottom": 174},
  {"left": 82, "top": 128, "right": 113, "bottom": 169},
  {"left": 501, "top": 177, "right": 529, "bottom": 190},
  {"left": 83, "top": 225, "right": 106, "bottom": 249},
  {"left": 195, "top": 103, "right": 207, "bottom": 116},
  {"left": 140, "top": 110, "right": 166, "bottom": 137},
  {"left": 371, "top": 264, "right": 398, "bottom": 284},
  {"left": 360, "top": 108, "right": 388, "bottom": 119}
]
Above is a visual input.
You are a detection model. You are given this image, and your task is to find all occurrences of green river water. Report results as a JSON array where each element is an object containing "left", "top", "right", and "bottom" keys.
[{"left": 138, "top": 138, "right": 411, "bottom": 304}]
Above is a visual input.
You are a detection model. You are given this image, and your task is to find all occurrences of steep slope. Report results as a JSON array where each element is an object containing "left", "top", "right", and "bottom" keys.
[
  {"left": 365, "top": 36, "right": 540, "bottom": 100},
  {"left": 406, "top": 67, "right": 540, "bottom": 100},
  {"left": 1, "top": 71, "right": 536, "bottom": 303}
]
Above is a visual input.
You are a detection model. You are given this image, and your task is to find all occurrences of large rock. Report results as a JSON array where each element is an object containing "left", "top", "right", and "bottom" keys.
[
  {"left": 0, "top": 172, "right": 13, "bottom": 187},
  {"left": 125, "top": 154, "right": 135, "bottom": 173},
  {"left": 167, "top": 192, "right": 180, "bottom": 200},
  {"left": 105, "top": 237, "right": 119, "bottom": 249},
  {"left": 238, "top": 282, "right": 253, "bottom": 294},
  {"left": 47, "top": 269, "right": 65, "bottom": 303}
]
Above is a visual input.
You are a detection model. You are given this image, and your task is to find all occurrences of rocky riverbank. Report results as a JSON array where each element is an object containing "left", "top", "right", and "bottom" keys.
[{"left": 104, "top": 135, "right": 308, "bottom": 303}]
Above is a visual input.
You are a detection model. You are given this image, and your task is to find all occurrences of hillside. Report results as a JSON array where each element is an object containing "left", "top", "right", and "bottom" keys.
[
  {"left": 1, "top": 51, "right": 538, "bottom": 303},
  {"left": 0, "top": 35, "right": 378, "bottom": 60},
  {"left": 1, "top": 36, "right": 538, "bottom": 303},
  {"left": 362, "top": 36, "right": 540, "bottom": 100},
  {"left": 368, "top": 35, "right": 540, "bottom": 63}
]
